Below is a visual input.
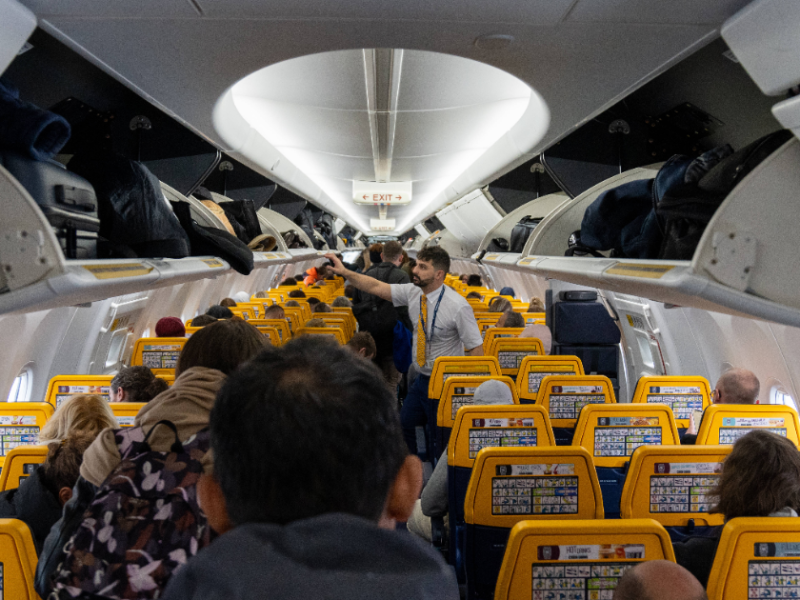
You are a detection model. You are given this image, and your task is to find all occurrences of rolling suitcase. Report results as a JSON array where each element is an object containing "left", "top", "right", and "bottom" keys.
[{"left": 0, "top": 152, "right": 99, "bottom": 259}]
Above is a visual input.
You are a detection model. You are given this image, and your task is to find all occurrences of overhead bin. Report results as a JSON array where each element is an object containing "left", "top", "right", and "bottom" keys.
[
  {"left": 476, "top": 192, "right": 568, "bottom": 254},
  {"left": 257, "top": 207, "right": 315, "bottom": 250}
]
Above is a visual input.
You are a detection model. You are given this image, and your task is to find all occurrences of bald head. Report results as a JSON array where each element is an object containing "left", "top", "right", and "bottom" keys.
[
  {"left": 716, "top": 368, "right": 760, "bottom": 404},
  {"left": 614, "top": 561, "right": 707, "bottom": 600}
]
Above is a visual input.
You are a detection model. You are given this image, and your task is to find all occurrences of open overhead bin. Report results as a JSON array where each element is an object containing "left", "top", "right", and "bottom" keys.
[{"left": 477, "top": 191, "right": 568, "bottom": 255}]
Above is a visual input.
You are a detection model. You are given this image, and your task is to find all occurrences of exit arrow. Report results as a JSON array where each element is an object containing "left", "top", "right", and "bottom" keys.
[{"left": 362, "top": 194, "right": 369, "bottom": 200}]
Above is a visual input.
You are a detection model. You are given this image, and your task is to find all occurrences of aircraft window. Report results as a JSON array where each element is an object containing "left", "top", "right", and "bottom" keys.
[
  {"left": 6, "top": 366, "right": 32, "bottom": 403},
  {"left": 770, "top": 386, "right": 797, "bottom": 411},
  {"left": 105, "top": 329, "right": 130, "bottom": 370}
]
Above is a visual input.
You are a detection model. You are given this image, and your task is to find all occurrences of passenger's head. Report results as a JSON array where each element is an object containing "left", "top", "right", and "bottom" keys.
[
  {"left": 488, "top": 297, "right": 513, "bottom": 313},
  {"left": 175, "top": 319, "right": 266, "bottom": 377},
  {"left": 39, "top": 394, "right": 118, "bottom": 444},
  {"left": 344, "top": 285, "right": 356, "bottom": 299},
  {"left": 713, "top": 430, "right": 800, "bottom": 520},
  {"left": 154, "top": 316, "right": 186, "bottom": 338},
  {"left": 280, "top": 278, "right": 297, "bottom": 287},
  {"left": 499, "top": 286, "right": 515, "bottom": 298},
  {"left": 715, "top": 368, "right": 760, "bottom": 404},
  {"left": 305, "top": 318, "right": 327, "bottom": 328},
  {"left": 294, "top": 274, "right": 305, "bottom": 282},
  {"left": 466, "top": 291, "right": 482, "bottom": 300},
  {"left": 346, "top": 332, "right": 377, "bottom": 360},
  {"left": 332, "top": 296, "right": 352, "bottom": 308},
  {"left": 219, "top": 297, "right": 237, "bottom": 308},
  {"left": 190, "top": 314, "right": 218, "bottom": 327},
  {"left": 466, "top": 274, "right": 482, "bottom": 287},
  {"left": 41, "top": 432, "right": 97, "bottom": 506},
  {"left": 263, "top": 305, "right": 285, "bottom": 320},
  {"left": 613, "top": 560, "right": 707, "bottom": 600},
  {"left": 284, "top": 300, "right": 300, "bottom": 308},
  {"left": 312, "top": 302, "right": 333, "bottom": 314},
  {"left": 253, "top": 291, "right": 267, "bottom": 299},
  {"left": 206, "top": 337, "right": 419, "bottom": 530},
  {"left": 206, "top": 305, "right": 234, "bottom": 320},
  {"left": 473, "top": 380, "right": 514, "bottom": 406},
  {"left": 413, "top": 247, "right": 451, "bottom": 289},
  {"left": 498, "top": 311, "right": 525, "bottom": 329},
  {"left": 528, "top": 297, "right": 545, "bottom": 313},
  {"left": 110, "top": 366, "right": 169, "bottom": 403},
  {"left": 519, "top": 324, "right": 552, "bottom": 354},
  {"left": 233, "top": 291, "right": 250, "bottom": 303},
  {"left": 306, "top": 297, "right": 321, "bottom": 307},
  {"left": 368, "top": 243, "right": 384, "bottom": 264},
  {"left": 288, "top": 289, "right": 306, "bottom": 299},
  {"left": 381, "top": 241, "right": 403, "bottom": 265}
]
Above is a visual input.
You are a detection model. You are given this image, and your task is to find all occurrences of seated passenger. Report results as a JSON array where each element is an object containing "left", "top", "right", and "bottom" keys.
[
  {"left": 280, "top": 278, "right": 297, "bottom": 287},
  {"left": 499, "top": 286, "right": 515, "bottom": 298},
  {"left": 233, "top": 291, "right": 250, "bottom": 304},
  {"left": 683, "top": 368, "right": 761, "bottom": 443},
  {"left": 287, "top": 289, "right": 306, "bottom": 299},
  {"left": 305, "top": 318, "right": 327, "bottom": 328},
  {"left": 674, "top": 430, "right": 800, "bottom": 587},
  {"left": 332, "top": 296, "right": 352, "bottom": 308},
  {"left": 253, "top": 291, "right": 268, "bottom": 299},
  {"left": 80, "top": 320, "right": 266, "bottom": 487},
  {"left": 0, "top": 433, "right": 95, "bottom": 553},
  {"left": 466, "top": 291, "right": 482, "bottom": 300},
  {"left": 312, "top": 302, "right": 333, "bottom": 314},
  {"left": 304, "top": 263, "right": 330, "bottom": 286},
  {"left": 263, "top": 305, "right": 286, "bottom": 320},
  {"left": 519, "top": 323, "right": 552, "bottom": 354},
  {"left": 206, "top": 305, "right": 235, "bottom": 319},
  {"left": 527, "top": 297, "right": 545, "bottom": 313},
  {"left": 155, "top": 316, "right": 186, "bottom": 338},
  {"left": 488, "top": 297, "right": 512, "bottom": 313},
  {"left": 460, "top": 274, "right": 469, "bottom": 284},
  {"left": 344, "top": 285, "right": 356, "bottom": 299},
  {"left": 219, "top": 297, "right": 237, "bottom": 308},
  {"left": 346, "top": 331, "right": 377, "bottom": 360},
  {"left": 495, "top": 310, "right": 525, "bottom": 329},
  {"left": 407, "top": 380, "right": 515, "bottom": 542},
  {"left": 38, "top": 394, "right": 118, "bottom": 444},
  {"left": 466, "top": 274, "right": 482, "bottom": 287},
  {"left": 190, "top": 314, "right": 218, "bottom": 327},
  {"left": 110, "top": 366, "right": 169, "bottom": 403},
  {"left": 306, "top": 297, "right": 321, "bottom": 307},
  {"left": 613, "top": 560, "right": 707, "bottom": 600},
  {"left": 294, "top": 275, "right": 305, "bottom": 283},
  {"left": 284, "top": 300, "right": 301, "bottom": 308},
  {"left": 162, "top": 337, "right": 456, "bottom": 600}
]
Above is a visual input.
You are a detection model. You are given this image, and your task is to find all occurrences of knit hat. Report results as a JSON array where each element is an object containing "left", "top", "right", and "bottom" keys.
[
  {"left": 520, "top": 324, "right": 552, "bottom": 354},
  {"left": 155, "top": 317, "right": 186, "bottom": 338},
  {"left": 473, "top": 380, "right": 514, "bottom": 405},
  {"left": 499, "top": 286, "right": 516, "bottom": 298}
]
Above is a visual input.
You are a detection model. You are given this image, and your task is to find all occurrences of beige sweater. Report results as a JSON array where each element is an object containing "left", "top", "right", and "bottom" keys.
[{"left": 80, "top": 366, "right": 226, "bottom": 486}]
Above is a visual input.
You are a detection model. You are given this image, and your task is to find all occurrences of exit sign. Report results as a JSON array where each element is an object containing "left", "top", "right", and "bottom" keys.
[{"left": 353, "top": 181, "right": 412, "bottom": 205}]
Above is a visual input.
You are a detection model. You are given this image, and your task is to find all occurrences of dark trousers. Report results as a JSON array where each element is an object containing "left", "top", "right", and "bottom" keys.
[{"left": 401, "top": 374, "right": 431, "bottom": 458}]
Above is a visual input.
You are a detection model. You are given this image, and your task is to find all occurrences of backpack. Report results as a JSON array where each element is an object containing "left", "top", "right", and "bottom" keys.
[
  {"left": 50, "top": 421, "right": 212, "bottom": 600},
  {"left": 353, "top": 263, "right": 411, "bottom": 359},
  {"left": 392, "top": 320, "right": 413, "bottom": 374}
]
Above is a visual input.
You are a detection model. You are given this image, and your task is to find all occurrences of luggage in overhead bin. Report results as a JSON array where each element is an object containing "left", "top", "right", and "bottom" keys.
[
  {"left": 0, "top": 151, "right": 100, "bottom": 259},
  {"left": 509, "top": 216, "right": 542, "bottom": 253}
]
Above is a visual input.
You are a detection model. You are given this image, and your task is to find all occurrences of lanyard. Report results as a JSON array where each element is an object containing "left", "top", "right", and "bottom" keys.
[{"left": 419, "top": 287, "right": 446, "bottom": 343}]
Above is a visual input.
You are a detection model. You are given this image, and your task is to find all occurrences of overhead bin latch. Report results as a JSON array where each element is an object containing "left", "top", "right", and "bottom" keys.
[{"left": 705, "top": 228, "right": 757, "bottom": 292}]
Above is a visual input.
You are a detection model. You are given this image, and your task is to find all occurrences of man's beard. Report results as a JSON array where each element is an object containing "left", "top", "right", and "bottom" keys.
[{"left": 412, "top": 275, "right": 434, "bottom": 288}]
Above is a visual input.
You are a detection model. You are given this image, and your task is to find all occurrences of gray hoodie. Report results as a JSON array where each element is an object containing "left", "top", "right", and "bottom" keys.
[{"left": 162, "top": 513, "right": 459, "bottom": 600}]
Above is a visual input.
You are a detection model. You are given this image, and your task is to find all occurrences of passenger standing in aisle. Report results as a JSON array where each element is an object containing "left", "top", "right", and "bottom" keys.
[{"left": 326, "top": 247, "right": 483, "bottom": 458}]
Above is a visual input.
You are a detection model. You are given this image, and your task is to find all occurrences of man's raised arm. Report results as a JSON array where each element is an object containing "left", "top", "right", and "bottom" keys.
[{"left": 324, "top": 253, "right": 394, "bottom": 302}]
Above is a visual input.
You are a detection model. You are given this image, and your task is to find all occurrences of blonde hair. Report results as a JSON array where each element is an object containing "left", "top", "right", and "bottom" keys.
[{"left": 39, "top": 394, "right": 118, "bottom": 444}]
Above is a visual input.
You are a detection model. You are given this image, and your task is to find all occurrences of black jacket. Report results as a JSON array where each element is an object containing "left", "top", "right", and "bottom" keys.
[
  {"left": 673, "top": 531, "right": 721, "bottom": 588},
  {"left": 0, "top": 469, "right": 62, "bottom": 553},
  {"left": 161, "top": 513, "right": 459, "bottom": 600},
  {"left": 353, "top": 263, "right": 411, "bottom": 359}
]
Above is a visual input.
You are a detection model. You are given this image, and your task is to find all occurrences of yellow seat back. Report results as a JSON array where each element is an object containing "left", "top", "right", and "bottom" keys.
[
  {"left": 696, "top": 404, "right": 800, "bottom": 445},
  {"left": 247, "top": 319, "right": 291, "bottom": 343},
  {"left": 229, "top": 306, "right": 256, "bottom": 320},
  {"left": 0, "top": 403, "right": 53, "bottom": 468},
  {"left": 707, "top": 517, "right": 800, "bottom": 600},
  {"left": 427, "top": 357, "right": 502, "bottom": 401},
  {"left": 465, "top": 446, "right": 603, "bottom": 525},
  {"left": 280, "top": 307, "right": 304, "bottom": 333},
  {"left": 620, "top": 444, "right": 731, "bottom": 527},
  {"left": 130, "top": 337, "right": 187, "bottom": 374},
  {"left": 494, "top": 519, "right": 675, "bottom": 600},
  {"left": 572, "top": 404, "right": 680, "bottom": 468},
  {"left": 516, "top": 355, "right": 585, "bottom": 402},
  {"left": 631, "top": 375, "right": 712, "bottom": 429},
  {"left": 0, "top": 446, "right": 48, "bottom": 492},
  {"left": 449, "top": 405, "right": 555, "bottom": 468},
  {"left": 0, "top": 519, "right": 40, "bottom": 599},
  {"left": 537, "top": 375, "right": 616, "bottom": 429},
  {"left": 437, "top": 376, "right": 518, "bottom": 429},
  {"left": 487, "top": 338, "right": 545, "bottom": 377},
  {"left": 110, "top": 402, "right": 147, "bottom": 427},
  {"left": 520, "top": 312, "right": 546, "bottom": 324},
  {"left": 482, "top": 328, "right": 525, "bottom": 353},
  {"left": 318, "top": 316, "right": 353, "bottom": 339},
  {"left": 296, "top": 327, "right": 346, "bottom": 345},
  {"left": 44, "top": 374, "right": 112, "bottom": 408}
]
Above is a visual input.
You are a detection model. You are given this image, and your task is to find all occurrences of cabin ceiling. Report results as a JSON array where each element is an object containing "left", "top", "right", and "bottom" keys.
[{"left": 19, "top": 0, "right": 753, "bottom": 234}]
